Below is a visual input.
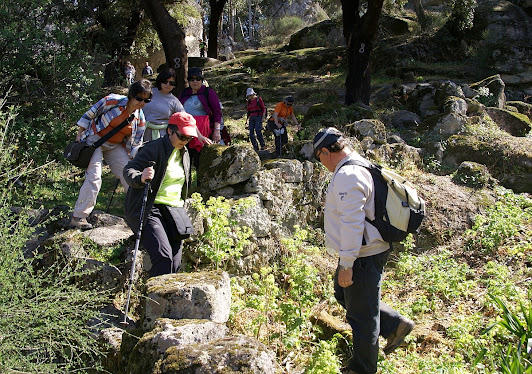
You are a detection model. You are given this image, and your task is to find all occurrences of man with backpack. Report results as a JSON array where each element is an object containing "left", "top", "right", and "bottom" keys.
[{"left": 313, "top": 127, "right": 415, "bottom": 374}]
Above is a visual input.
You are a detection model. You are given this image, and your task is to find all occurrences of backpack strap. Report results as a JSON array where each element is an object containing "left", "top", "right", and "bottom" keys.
[{"left": 93, "top": 113, "right": 135, "bottom": 148}]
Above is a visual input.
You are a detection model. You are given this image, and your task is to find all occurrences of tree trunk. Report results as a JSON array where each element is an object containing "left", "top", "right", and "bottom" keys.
[
  {"left": 229, "top": 0, "right": 235, "bottom": 39},
  {"left": 142, "top": 0, "right": 188, "bottom": 95},
  {"left": 341, "top": 0, "right": 384, "bottom": 106},
  {"left": 247, "top": 0, "right": 253, "bottom": 41},
  {"left": 413, "top": 0, "right": 427, "bottom": 29},
  {"left": 208, "top": 0, "right": 227, "bottom": 58}
]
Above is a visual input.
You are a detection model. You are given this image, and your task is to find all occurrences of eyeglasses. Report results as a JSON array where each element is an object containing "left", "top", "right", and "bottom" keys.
[
  {"left": 164, "top": 80, "right": 177, "bottom": 86},
  {"left": 173, "top": 131, "right": 194, "bottom": 142},
  {"left": 188, "top": 76, "right": 202, "bottom": 82},
  {"left": 134, "top": 96, "right": 152, "bottom": 103}
]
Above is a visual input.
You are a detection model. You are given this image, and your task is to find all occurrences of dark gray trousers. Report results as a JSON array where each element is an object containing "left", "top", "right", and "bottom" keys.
[
  {"left": 334, "top": 250, "right": 402, "bottom": 374},
  {"left": 141, "top": 205, "right": 183, "bottom": 277}
]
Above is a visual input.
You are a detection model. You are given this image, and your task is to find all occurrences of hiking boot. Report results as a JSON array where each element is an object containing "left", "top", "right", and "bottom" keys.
[
  {"left": 70, "top": 216, "right": 92, "bottom": 230},
  {"left": 383, "top": 317, "right": 415, "bottom": 354}
]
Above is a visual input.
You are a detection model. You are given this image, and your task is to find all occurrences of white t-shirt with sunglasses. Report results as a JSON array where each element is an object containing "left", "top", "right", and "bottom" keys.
[{"left": 143, "top": 88, "right": 185, "bottom": 126}]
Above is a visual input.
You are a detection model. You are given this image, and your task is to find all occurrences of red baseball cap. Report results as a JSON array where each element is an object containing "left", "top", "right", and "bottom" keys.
[{"left": 168, "top": 112, "right": 198, "bottom": 138}]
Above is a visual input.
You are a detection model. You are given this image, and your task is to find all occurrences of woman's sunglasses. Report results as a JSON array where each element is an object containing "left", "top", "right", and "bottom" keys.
[
  {"left": 173, "top": 131, "right": 194, "bottom": 142},
  {"left": 164, "top": 80, "right": 177, "bottom": 86},
  {"left": 134, "top": 96, "right": 152, "bottom": 103},
  {"left": 188, "top": 76, "right": 202, "bottom": 82}
]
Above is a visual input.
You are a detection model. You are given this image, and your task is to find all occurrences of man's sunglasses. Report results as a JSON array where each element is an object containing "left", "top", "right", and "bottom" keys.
[
  {"left": 188, "top": 76, "right": 202, "bottom": 82},
  {"left": 164, "top": 80, "right": 177, "bottom": 86},
  {"left": 134, "top": 96, "right": 152, "bottom": 103},
  {"left": 173, "top": 131, "right": 194, "bottom": 142}
]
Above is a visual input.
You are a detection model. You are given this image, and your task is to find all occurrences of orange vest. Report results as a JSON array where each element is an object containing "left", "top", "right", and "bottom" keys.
[{"left": 97, "top": 108, "right": 132, "bottom": 144}]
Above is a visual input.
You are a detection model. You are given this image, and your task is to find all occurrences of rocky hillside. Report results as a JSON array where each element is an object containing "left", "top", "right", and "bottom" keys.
[{"left": 8, "top": 2, "right": 532, "bottom": 372}]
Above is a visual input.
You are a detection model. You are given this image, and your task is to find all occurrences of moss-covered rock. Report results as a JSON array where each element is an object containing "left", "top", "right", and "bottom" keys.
[
  {"left": 126, "top": 318, "right": 228, "bottom": 374},
  {"left": 443, "top": 114, "right": 532, "bottom": 193},
  {"left": 154, "top": 335, "right": 279, "bottom": 374},
  {"left": 470, "top": 74, "right": 506, "bottom": 108},
  {"left": 344, "top": 119, "right": 387, "bottom": 144},
  {"left": 286, "top": 19, "right": 343, "bottom": 51},
  {"left": 143, "top": 271, "right": 231, "bottom": 329},
  {"left": 452, "top": 161, "right": 493, "bottom": 188},
  {"left": 485, "top": 107, "right": 532, "bottom": 136},
  {"left": 198, "top": 144, "right": 261, "bottom": 192},
  {"left": 506, "top": 101, "right": 532, "bottom": 121},
  {"left": 443, "top": 96, "right": 468, "bottom": 116}
]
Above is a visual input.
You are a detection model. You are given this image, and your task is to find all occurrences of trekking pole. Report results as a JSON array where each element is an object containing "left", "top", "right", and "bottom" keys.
[
  {"left": 122, "top": 161, "right": 155, "bottom": 325},
  {"left": 105, "top": 178, "right": 120, "bottom": 213}
]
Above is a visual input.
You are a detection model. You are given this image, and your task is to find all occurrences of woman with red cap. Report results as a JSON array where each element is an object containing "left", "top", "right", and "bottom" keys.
[{"left": 123, "top": 112, "right": 198, "bottom": 276}]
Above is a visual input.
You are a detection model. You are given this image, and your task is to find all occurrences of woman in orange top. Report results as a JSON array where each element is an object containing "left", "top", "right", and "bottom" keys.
[
  {"left": 267, "top": 96, "right": 300, "bottom": 157},
  {"left": 70, "top": 80, "right": 151, "bottom": 230}
]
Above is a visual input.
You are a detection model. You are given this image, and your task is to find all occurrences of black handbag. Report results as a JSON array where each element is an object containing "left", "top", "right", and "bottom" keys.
[
  {"left": 167, "top": 206, "right": 194, "bottom": 238},
  {"left": 64, "top": 113, "right": 135, "bottom": 168},
  {"left": 64, "top": 141, "right": 95, "bottom": 168}
]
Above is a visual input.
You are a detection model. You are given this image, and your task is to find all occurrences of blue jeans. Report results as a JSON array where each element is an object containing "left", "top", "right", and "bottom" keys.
[
  {"left": 248, "top": 115, "right": 265, "bottom": 151},
  {"left": 334, "top": 250, "right": 402, "bottom": 374}
]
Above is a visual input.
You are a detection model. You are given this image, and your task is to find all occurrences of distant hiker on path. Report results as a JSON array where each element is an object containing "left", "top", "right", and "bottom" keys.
[
  {"left": 245, "top": 87, "right": 266, "bottom": 152},
  {"left": 142, "top": 62, "right": 153, "bottom": 77},
  {"left": 70, "top": 79, "right": 150, "bottom": 230},
  {"left": 124, "top": 112, "right": 197, "bottom": 276},
  {"left": 124, "top": 61, "right": 136, "bottom": 86},
  {"left": 313, "top": 127, "right": 414, "bottom": 374},
  {"left": 267, "top": 95, "right": 299, "bottom": 157}
]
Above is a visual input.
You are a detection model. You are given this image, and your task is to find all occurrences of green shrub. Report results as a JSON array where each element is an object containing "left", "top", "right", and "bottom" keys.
[
  {"left": 0, "top": 101, "right": 108, "bottom": 372},
  {"left": 466, "top": 187, "right": 532, "bottom": 254},
  {"left": 189, "top": 193, "right": 253, "bottom": 269}
]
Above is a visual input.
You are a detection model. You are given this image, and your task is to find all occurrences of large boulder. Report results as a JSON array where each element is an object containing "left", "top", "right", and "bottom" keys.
[
  {"left": 380, "top": 15, "right": 412, "bottom": 35},
  {"left": 229, "top": 195, "right": 273, "bottom": 239},
  {"left": 286, "top": 20, "right": 343, "bottom": 50},
  {"left": 345, "top": 119, "right": 387, "bottom": 144},
  {"left": 244, "top": 160, "right": 329, "bottom": 229},
  {"left": 472, "top": 1, "right": 532, "bottom": 76},
  {"left": 154, "top": 335, "right": 279, "bottom": 374},
  {"left": 470, "top": 74, "right": 506, "bottom": 108},
  {"left": 391, "top": 110, "right": 422, "bottom": 129},
  {"left": 506, "top": 100, "right": 532, "bottom": 121},
  {"left": 199, "top": 144, "right": 261, "bottom": 191},
  {"left": 411, "top": 173, "right": 496, "bottom": 249},
  {"left": 443, "top": 114, "right": 532, "bottom": 193},
  {"left": 126, "top": 318, "right": 228, "bottom": 373},
  {"left": 143, "top": 271, "right": 231, "bottom": 329},
  {"left": 452, "top": 161, "right": 493, "bottom": 188},
  {"left": 485, "top": 107, "right": 532, "bottom": 136},
  {"left": 429, "top": 113, "right": 468, "bottom": 138}
]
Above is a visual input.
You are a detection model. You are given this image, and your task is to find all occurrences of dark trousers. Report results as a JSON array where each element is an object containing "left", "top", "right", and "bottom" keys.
[
  {"left": 267, "top": 120, "right": 287, "bottom": 157},
  {"left": 248, "top": 115, "right": 265, "bottom": 151},
  {"left": 334, "top": 251, "right": 402, "bottom": 374},
  {"left": 141, "top": 205, "right": 183, "bottom": 277}
]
